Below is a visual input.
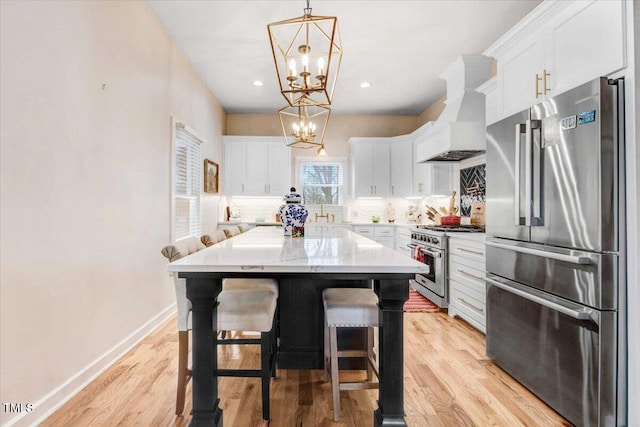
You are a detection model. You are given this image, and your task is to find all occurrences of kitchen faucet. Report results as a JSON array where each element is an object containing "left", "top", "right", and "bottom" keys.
[{"left": 315, "top": 204, "right": 334, "bottom": 223}]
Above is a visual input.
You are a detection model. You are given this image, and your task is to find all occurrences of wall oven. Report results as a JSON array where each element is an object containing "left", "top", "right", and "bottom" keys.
[{"left": 408, "top": 227, "right": 448, "bottom": 307}]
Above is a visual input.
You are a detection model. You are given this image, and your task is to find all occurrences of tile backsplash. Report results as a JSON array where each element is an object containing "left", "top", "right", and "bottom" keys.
[{"left": 220, "top": 195, "right": 453, "bottom": 225}]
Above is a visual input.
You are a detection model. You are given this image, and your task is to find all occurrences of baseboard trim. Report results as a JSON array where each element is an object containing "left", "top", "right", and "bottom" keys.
[{"left": 2, "top": 304, "right": 176, "bottom": 427}]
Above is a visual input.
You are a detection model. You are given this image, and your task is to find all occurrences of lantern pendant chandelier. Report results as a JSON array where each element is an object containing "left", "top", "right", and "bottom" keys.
[
  {"left": 278, "top": 95, "right": 331, "bottom": 150},
  {"left": 268, "top": 0, "right": 341, "bottom": 153},
  {"left": 267, "top": 0, "right": 342, "bottom": 107}
]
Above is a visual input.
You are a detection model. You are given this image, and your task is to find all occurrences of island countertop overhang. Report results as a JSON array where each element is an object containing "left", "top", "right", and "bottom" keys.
[{"left": 167, "top": 226, "right": 429, "bottom": 275}]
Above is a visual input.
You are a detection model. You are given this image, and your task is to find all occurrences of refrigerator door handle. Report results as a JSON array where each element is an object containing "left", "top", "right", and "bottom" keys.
[
  {"left": 485, "top": 240, "right": 592, "bottom": 265},
  {"left": 514, "top": 123, "right": 526, "bottom": 226},
  {"left": 485, "top": 276, "right": 595, "bottom": 322},
  {"left": 530, "top": 119, "right": 544, "bottom": 226},
  {"left": 524, "top": 119, "right": 534, "bottom": 226}
]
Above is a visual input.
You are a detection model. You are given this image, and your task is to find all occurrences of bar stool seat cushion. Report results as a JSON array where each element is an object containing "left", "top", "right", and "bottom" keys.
[
  {"left": 322, "top": 288, "right": 379, "bottom": 327},
  {"left": 217, "top": 290, "right": 277, "bottom": 332},
  {"left": 224, "top": 278, "right": 279, "bottom": 298}
]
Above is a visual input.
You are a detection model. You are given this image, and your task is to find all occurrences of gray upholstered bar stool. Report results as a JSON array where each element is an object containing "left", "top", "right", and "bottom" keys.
[
  {"left": 200, "top": 230, "right": 227, "bottom": 247},
  {"left": 322, "top": 288, "right": 380, "bottom": 421},
  {"left": 216, "top": 289, "right": 278, "bottom": 421},
  {"left": 223, "top": 226, "right": 241, "bottom": 239},
  {"left": 161, "top": 238, "right": 278, "bottom": 419},
  {"left": 237, "top": 223, "right": 251, "bottom": 233}
]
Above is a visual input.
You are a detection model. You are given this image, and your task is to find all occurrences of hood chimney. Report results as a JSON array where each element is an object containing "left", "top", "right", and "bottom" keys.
[{"left": 416, "top": 55, "right": 492, "bottom": 162}]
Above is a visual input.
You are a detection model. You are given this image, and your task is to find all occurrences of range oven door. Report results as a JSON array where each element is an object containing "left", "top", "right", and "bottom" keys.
[
  {"left": 408, "top": 242, "right": 446, "bottom": 307},
  {"left": 485, "top": 275, "right": 618, "bottom": 427}
]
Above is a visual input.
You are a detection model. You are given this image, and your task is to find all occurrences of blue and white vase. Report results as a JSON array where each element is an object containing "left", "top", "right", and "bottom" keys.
[{"left": 278, "top": 187, "right": 308, "bottom": 237}]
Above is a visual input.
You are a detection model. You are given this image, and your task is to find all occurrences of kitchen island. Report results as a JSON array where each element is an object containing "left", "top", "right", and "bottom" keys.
[{"left": 167, "top": 226, "right": 428, "bottom": 426}]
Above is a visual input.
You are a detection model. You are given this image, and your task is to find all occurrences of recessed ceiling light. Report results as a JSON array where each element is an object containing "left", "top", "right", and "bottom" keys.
[
  {"left": 360, "top": 81, "right": 372, "bottom": 88},
  {"left": 252, "top": 80, "right": 264, "bottom": 87}
]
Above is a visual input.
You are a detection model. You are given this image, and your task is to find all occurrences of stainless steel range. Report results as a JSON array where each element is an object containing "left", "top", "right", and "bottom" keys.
[
  {"left": 408, "top": 227, "right": 448, "bottom": 307},
  {"left": 409, "top": 225, "right": 485, "bottom": 308}
]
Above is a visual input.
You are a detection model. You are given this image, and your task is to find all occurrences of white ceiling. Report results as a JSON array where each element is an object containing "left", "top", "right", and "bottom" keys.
[{"left": 146, "top": 0, "right": 541, "bottom": 116}]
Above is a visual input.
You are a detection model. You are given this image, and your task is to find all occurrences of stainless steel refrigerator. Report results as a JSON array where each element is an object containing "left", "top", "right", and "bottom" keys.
[{"left": 485, "top": 77, "right": 626, "bottom": 426}]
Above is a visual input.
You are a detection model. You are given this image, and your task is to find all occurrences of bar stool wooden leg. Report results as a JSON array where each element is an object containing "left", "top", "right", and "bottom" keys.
[
  {"left": 367, "top": 327, "right": 374, "bottom": 381},
  {"left": 261, "top": 331, "right": 271, "bottom": 421},
  {"left": 324, "top": 323, "right": 330, "bottom": 381},
  {"left": 176, "top": 330, "right": 190, "bottom": 415},
  {"left": 329, "top": 325, "right": 340, "bottom": 422}
]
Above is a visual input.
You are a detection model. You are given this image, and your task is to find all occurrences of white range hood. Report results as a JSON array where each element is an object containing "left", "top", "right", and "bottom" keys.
[{"left": 415, "top": 55, "right": 492, "bottom": 162}]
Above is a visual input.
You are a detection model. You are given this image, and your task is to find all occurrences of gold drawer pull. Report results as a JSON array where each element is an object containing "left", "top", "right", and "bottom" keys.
[
  {"left": 543, "top": 69, "right": 551, "bottom": 94},
  {"left": 457, "top": 269, "right": 484, "bottom": 281},
  {"left": 457, "top": 297, "right": 484, "bottom": 313},
  {"left": 458, "top": 247, "right": 484, "bottom": 256}
]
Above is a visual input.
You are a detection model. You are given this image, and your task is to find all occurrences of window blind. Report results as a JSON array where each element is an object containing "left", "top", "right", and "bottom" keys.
[
  {"left": 174, "top": 124, "right": 203, "bottom": 240},
  {"left": 300, "top": 161, "right": 343, "bottom": 205}
]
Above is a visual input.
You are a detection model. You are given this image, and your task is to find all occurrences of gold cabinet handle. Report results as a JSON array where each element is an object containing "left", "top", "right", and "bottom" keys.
[
  {"left": 457, "top": 297, "right": 484, "bottom": 313},
  {"left": 242, "top": 183, "right": 244, "bottom": 193},
  {"left": 543, "top": 69, "right": 551, "bottom": 94},
  {"left": 535, "top": 73, "right": 542, "bottom": 98},
  {"left": 457, "top": 269, "right": 484, "bottom": 282}
]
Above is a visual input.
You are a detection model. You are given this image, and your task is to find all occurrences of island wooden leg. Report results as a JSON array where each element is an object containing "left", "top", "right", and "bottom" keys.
[
  {"left": 374, "top": 278, "right": 409, "bottom": 427},
  {"left": 186, "top": 277, "right": 223, "bottom": 427}
]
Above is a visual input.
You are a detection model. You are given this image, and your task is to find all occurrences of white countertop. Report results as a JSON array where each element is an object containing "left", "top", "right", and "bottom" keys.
[{"left": 167, "top": 226, "right": 429, "bottom": 274}]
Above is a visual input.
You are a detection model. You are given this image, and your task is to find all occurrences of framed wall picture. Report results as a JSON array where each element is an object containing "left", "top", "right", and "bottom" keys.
[{"left": 204, "top": 159, "right": 219, "bottom": 194}]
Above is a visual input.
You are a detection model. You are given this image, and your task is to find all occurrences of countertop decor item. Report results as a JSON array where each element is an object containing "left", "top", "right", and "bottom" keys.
[
  {"left": 278, "top": 187, "right": 309, "bottom": 237},
  {"left": 204, "top": 159, "right": 219, "bottom": 193},
  {"left": 371, "top": 215, "right": 380, "bottom": 223},
  {"left": 385, "top": 203, "right": 396, "bottom": 223}
]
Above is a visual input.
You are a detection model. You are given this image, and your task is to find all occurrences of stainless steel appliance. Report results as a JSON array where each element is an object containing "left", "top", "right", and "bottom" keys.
[
  {"left": 409, "top": 225, "right": 485, "bottom": 307},
  {"left": 409, "top": 227, "right": 448, "bottom": 307},
  {"left": 485, "top": 77, "right": 626, "bottom": 426}
]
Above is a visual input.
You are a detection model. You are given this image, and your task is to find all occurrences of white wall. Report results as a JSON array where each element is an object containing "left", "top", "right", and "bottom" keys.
[{"left": 0, "top": 1, "right": 225, "bottom": 425}]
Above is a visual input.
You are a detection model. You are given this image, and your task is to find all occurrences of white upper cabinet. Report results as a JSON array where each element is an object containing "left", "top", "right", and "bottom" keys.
[
  {"left": 485, "top": 0, "right": 627, "bottom": 120},
  {"left": 389, "top": 136, "right": 414, "bottom": 197},
  {"left": 223, "top": 136, "right": 291, "bottom": 196},
  {"left": 414, "top": 161, "right": 454, "bottom": 197},
  {"left": 350, "top": 138, "right": 390, "bottom": 197}
]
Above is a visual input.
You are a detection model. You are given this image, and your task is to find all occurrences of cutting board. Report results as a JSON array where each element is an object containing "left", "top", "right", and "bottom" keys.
[{"left": 470, "top": 202, "right": 485, "bottom": 226}]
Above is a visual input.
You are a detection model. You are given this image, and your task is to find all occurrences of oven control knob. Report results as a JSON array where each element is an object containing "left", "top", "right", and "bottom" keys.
[{"left": 430, "top": 237, "right": 438, "bottom": 244}]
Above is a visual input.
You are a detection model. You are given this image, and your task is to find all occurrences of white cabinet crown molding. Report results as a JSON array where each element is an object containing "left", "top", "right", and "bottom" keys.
[{"left": 483, "top": 1, "right": 573, "bottom": 58}]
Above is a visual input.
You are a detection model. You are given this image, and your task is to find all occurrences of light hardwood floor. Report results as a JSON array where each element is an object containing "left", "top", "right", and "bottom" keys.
[{"left": 43, "top": 311, "right": 571, "bottom": 426}]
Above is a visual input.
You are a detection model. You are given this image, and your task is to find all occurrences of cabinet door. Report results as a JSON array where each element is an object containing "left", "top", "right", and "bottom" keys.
[
  {"left": 224, "top": 142, "right": 246, "bottom": 195},
  {"left": 432, "top": 164, "right": 454, "bottom": 196},
  {"left": 372, "top": 142, "right": 390, "bottom": 197},
  {"left": 244, "top": 143, "right": 269, "bottom": 195},
  {"left": 498, "top": 34, "right": 546, "bottom": 117},
  {"left": 413, "top": 163, "right": 454, "bottom": 196},
  {"left": 547, "top": 0, "right": 625, "bottom": 97},
  {"left": 413, "top": 161, "right": 429, "bottom": 196},
  {"left": 352, "top": 143, "right": 375, "bottom": 197},
  {"left": 267, "top": 142, "right": 291, "bottom": 196},
  {"left": 390, "top": 139, "right": 413, "bottom": 197}
]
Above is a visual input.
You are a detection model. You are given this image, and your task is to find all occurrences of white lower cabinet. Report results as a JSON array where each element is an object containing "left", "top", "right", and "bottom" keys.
[
  {"left": 352, "top": 225, "right": 395, "bottom": 249},
  {"left": 447, "top": 235, "right": 486, "bottom": 333},
  {"left": 395, "top": 227, "right": 412, "bottom": 257}
]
